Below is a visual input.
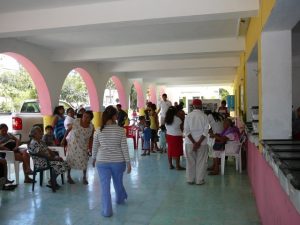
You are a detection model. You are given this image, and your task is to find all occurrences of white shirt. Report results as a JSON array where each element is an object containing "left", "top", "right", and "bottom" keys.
[
  {"left": 64, "top": 115, "right": 75, "bottom": 130},
  {"left": 158, "top": 100, "right": 172, "bottom": 117},
  {"left": 166, "top": 116, "right": 183, "bottom": 136},
  {"left": 184, "top": 109, "right": 209, "bottom": 145},
  {"left": 207, "top": 114, "right": 223, "bottom": 134}
]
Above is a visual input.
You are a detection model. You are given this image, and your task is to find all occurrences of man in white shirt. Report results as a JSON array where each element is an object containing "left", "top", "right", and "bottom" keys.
[
  {"left": 184, "top": 99, "right": 209, "bottom": 185},
  {"left": 157, "top": 93, "right": 172, "bottom": 125}
]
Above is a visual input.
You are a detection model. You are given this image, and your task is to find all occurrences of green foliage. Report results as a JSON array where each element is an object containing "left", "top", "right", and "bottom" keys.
[
  {"left": 60, "top": 71, "right": 89, "bottom": 108},
  {"left": 219, "top": 88, "right": 229, "bottom": 100},
  {"left": 0, "top": 67, "right": 37, "bottom": 112}
]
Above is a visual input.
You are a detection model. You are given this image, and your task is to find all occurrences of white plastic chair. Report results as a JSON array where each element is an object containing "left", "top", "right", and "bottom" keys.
[
  {"left": 0, "top": 150, "right": 22, "bottom": 184},
  {"left": 220, "top": 135, "right": 246, "bottom": 175}
]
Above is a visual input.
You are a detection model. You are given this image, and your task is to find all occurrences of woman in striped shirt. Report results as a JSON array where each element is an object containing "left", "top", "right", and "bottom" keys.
[{"left": 92, "top": 105, "right": 131, "bottom": 217}]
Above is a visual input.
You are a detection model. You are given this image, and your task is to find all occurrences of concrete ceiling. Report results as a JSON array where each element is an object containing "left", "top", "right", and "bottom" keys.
[{"left": 0, "top": 0, "right": 260, "bottom": 86}]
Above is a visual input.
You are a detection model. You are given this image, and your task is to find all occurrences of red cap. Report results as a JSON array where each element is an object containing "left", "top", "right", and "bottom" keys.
[{"left": 192, "top": 99, "right": 202, "bottom": 106}]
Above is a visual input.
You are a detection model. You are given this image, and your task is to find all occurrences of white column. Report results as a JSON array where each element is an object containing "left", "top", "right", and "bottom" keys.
[
  {"left": 246, "top": 61, "right": 259, "bottom": 122},
  {"left": 261, "top": 30, "right": 292, "bottom": 139}
]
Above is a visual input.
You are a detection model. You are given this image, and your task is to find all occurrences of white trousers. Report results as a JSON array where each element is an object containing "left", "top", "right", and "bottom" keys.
[{"left": 185, "top": 144, "right": 208, "bottom": 184}]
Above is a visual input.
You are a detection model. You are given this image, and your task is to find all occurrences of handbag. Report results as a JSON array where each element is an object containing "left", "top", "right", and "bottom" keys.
[{"left": 213, "top": 141, "right": 225, "bottom": 151}]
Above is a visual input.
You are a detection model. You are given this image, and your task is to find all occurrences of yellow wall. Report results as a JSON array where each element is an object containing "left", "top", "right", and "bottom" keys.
[{"left": 234, "top": 0, "right": 276, "bottom": 143}]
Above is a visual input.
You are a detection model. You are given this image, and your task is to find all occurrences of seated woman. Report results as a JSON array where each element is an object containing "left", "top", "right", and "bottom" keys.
[
  {"left": 0, "top": 123, "right": 33, "bottom": 183},
  {"left": 28, "top": 126, "right": 68, "bottom": 188},
  {"left": 208, "top": 118, "right": 240, "bottom": 175}
]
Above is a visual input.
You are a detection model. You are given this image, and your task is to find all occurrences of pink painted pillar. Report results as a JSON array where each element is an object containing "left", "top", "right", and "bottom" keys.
[
  {"left": 149, "top": 85, "right": 157, "bottom": 105},
  {"left": 75, "top": 68, "right": 99, "bottom": 112},
  {"left": 111, "top": 76, "right": 128, "bottom": 109},
  {"left": 133, "top": 81, "right": 145, "bottom": 109}
]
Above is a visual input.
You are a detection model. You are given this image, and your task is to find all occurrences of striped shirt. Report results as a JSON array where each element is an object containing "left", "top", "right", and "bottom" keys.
[{"left": 92, "top": 124, "right": 130, "bottom": 163}]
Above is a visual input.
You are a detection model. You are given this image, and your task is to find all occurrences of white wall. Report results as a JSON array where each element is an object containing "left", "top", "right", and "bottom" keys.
[
  {"left": 261, "top": 30, "right": 292, "bottom": 139},
  {"left": 246, "top": 61, "right": 259, "bottom": 122}
]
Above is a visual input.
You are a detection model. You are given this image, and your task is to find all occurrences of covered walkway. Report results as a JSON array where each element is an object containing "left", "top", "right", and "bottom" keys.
[{"left": 0, "top": 142, "right": 260, "bottom": 225}]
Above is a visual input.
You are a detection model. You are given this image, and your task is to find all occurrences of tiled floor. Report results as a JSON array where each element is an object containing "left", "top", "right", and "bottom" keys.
[{"left": 0, "top": 142, "right": 261, "bottom": 225}]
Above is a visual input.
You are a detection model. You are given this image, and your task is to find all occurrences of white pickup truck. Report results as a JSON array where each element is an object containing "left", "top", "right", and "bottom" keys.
[{"left": 0, "top": 99, "right": 72, "bottom": 143}]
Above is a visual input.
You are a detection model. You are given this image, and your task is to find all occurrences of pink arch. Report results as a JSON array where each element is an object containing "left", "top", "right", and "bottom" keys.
[
  {"left": 4, "top": 52, "right": 52, "bottom": 115},
  {"left": 75, "top": 68, "right": 99, "bottom": 112},
  {"left": 111, "top": 76, "right": 128, "bottom": 109},
  {"left": 133, "top": 81, "right": 145, "bottom": 108},
  {"left": 149, "top": 85, "right": 157, "bottom": 104}
]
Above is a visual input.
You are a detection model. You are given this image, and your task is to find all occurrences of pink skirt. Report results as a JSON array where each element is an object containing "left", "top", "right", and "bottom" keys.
[{"left": 166, "top": 134, "right": 183, "bottom": 157}]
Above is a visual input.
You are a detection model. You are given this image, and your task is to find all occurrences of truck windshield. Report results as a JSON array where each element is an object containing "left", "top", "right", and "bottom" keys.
[{"left": 20, "top": 102, "right": 40, "bottom": 113}]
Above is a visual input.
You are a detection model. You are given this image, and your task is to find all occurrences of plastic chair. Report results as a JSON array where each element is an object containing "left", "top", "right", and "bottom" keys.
[
  {"left": 124, "top": 125, "right": 138, "bottom": 149},
  {"left": 29, "top": 152, "right": 64, "bottom": 193},
  {"left": 220, "top": 135, "right": 246, "bottom": 175},
  {"left": 0, "top": 150, "right": 22, "bottom": 184}
]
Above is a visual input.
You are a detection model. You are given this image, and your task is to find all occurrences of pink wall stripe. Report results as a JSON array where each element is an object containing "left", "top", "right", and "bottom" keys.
[{"left": 247, "top": 142, "right": 300, "bottom": 225}]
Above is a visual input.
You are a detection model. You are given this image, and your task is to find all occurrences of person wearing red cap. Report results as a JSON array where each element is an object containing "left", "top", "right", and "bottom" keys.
[{"left": 184, "top": 99, "right": 209, "bottom": 185}]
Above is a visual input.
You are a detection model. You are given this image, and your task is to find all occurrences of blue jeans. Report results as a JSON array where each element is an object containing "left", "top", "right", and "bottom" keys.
[{"left": 96, "top": 162, "right": 127, "bottom": 217}]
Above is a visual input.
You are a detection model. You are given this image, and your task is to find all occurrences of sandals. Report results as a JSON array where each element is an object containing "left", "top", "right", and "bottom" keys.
[{"left": 169, "top": 165, "right": 175, "bottom": 170}]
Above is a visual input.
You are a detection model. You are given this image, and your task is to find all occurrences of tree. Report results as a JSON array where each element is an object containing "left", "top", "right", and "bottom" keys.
[
  {"left": 0, "top": 67, "right": 37, "bottom": 112},
  {"left": 60, "top": 71, "right": 89, "bottom": 108},
  {"left": 219, "top": 88, "right": 229, "bottom": 100}
]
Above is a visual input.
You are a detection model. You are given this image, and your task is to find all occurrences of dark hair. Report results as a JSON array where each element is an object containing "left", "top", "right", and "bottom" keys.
[
  {"left": 150, "top": 104, "right": 157, "bottom": 111},
  {"left": 162, "top": 93, "right": 167, "bottom": 98},
  {"left": 160, "top": 124, "right": 166, "bottom": 132},
  {"left": 145, "top": 121, "right": 150, "bottom": 127},
  {"left": 146, "top": 102, "right": 152, "bottom": 108},
  {"left": 101, "top": 105, "right": 117, "bottom": 131},
  {"left": 66, "top": 107, "right": 74, "bottom": 114},
  {"left": 0, "top": 123, "right": 8, "bottom": 130},
  {"left": 139, "top": 116, "right": 145, "bottom": 121},
  {"left": 211, "top": 112, "right": 224, "bottom": 122},
  {"left": 221, "top": 100, "right": 227, "bottom": 105},
  {"left": 45, "top": 125, "right": 53, "bottom": 130},
  {"left": 116, "top": 104, "right": 122, "bottom": 108},
  {"left": 175, "top": 104, "right": 183, "bottom": 111},
  {"left": 84, "top": 110, "right": 94, "bottom": 120},
  {"left": 53, "top": 106, "right": 65, "bottom": 115},
  {"left": 165, "top": 106, "right": 177, "bottom": 125}
]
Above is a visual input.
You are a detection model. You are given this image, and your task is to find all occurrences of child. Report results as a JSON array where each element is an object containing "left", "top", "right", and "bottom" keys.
[
  {"left": 218, "top": 100, "right": 229, "bottom": 118},
  {"left": 42, "top": 125, "right": 55, "bottom": 146},
  {"left": 159, "top": 125, "right": 167, "bottom": 153},
  {"left": 141, "top": 121, "right": 151, "bottom": 156},
  {"left": 138, "top": 116, "right": 146, "bottom": 150}
]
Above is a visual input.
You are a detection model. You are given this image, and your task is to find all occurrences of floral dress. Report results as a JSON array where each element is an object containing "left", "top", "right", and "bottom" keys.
[
  {"left": 66, "top": 119, "right": 94, "bottom": 170},
  {"left": 28, "top": 140, "right": 68, "bottom": 175}
]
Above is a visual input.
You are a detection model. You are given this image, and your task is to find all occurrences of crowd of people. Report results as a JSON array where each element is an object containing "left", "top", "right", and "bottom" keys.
[{"left": 0, "top": 94, "right": 241, "bottom": 218}]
